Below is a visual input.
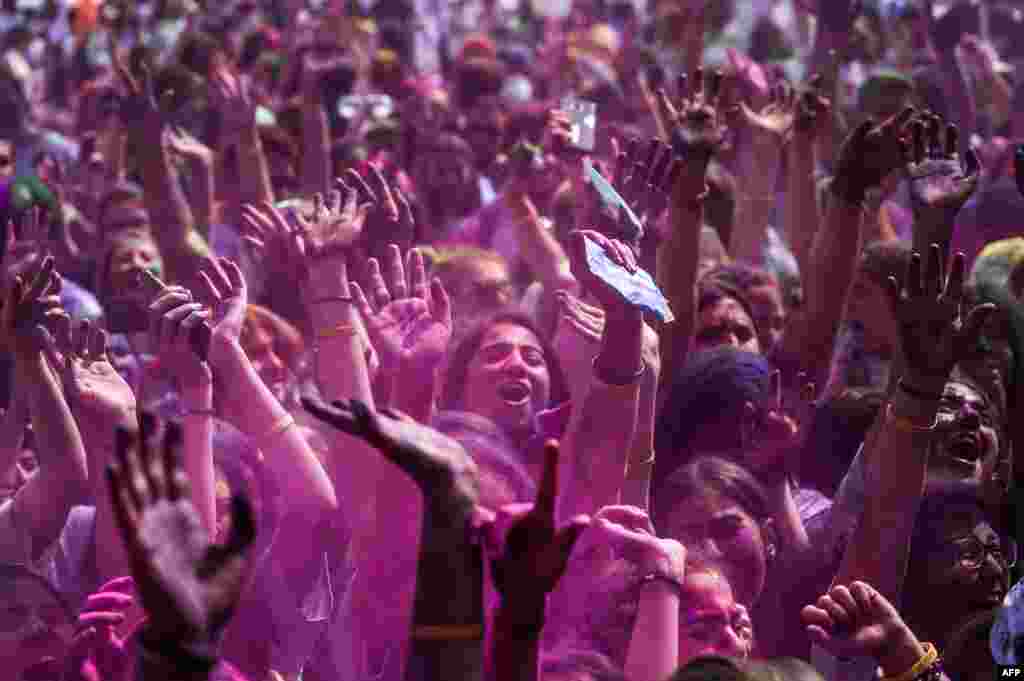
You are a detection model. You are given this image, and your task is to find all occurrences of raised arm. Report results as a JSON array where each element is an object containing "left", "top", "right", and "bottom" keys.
[
  {"left": 212, "top": 68, "right": 274, "bottom": 214},
  {"left": 784, "top": 76, "right": 831, "bottom": 277},
  {"left": 111, "top": 45, "right": 209, "bottom": 286},
  {"left": 199, "top": 258, "right": 337, "bottom": 516},
  {"left": 777, "top": 108, "right": 916, "bottom": 384},
  {"left": 656, "top": 68, "right": 727, "bottom": 382},
  {"left": 302, "top": 397, "right": 490, "bottom": 681},
  {"left": 2, "top": 258, "right": 88, "bottom": 560},
  {"left": 558, "top": 230, "right": 645, "bottom": 521},
  {"left": 832, "top": 247, "right": 994, "bottom": 604},
  {"left": 107, "top": 419, "right": 255, "bottom": 681},
  {"left": 166, "top": 128, "right": 216, "bottom": 241},
  {"left": 298, "top": 54, "right": 337, "bottom": 197}
]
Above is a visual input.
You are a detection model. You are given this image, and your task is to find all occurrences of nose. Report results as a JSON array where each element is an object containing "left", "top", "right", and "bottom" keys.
[
  {"left": 722, "top": 332, "right": 741, "bottom": 349},
  {"left": 956, "top": 403, "right": 981, "bottom": 430},
  {"left": 692, "top": 536, "right": 723, "bottom": 561},
  {"left": 981, "top": 549, "right": 1005, "bottom": 578}
]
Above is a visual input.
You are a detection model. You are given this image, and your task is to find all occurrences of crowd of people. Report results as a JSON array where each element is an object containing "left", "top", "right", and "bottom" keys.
[{"left": 1, "top": 0, "right": 1024, "bottom": 679}]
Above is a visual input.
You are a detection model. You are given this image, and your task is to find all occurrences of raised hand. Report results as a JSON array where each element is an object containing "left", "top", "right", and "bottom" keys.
[
  {"left": 888, "top": 245, "right": 995, "bottom": 394},
  {"left": 106, "top": 418, "right": 255, "bottom": 645},
  {"left": 802, "top": 582, "right": 919, "bottom": 669},
  {"left": 194, "top": 258, "right": 247, "bottom": 364},
  {"left": 209, "top": 67, "right": 257, "bottom": 138},
  {"left": 301, "top": 397, "right": 479, "bottom": 520},
  {"left": 166, "top": 127, "right": 213, "bottom": 164},
  {"left": 736, "top": 82, "right": 796, "bottom": 151},
  {"left": 351, "top": 245, "right": 452, "bottom": 371},
  {"left": 109, "top": 38, "right": 170, "bottom": 139},
  {"left": 572, "top": 505, "right": 686, "bottom": 582},
  {"left": 659, "top": 68, "right": 727, "bottom": 177},
  {"left": 2, "top": 208, "right": 61, "bottom": 285},
  {"left": 831, "top": 107, "right": 915, "bottom": 205},
  {"left": 793, "top": 74, "right": 832, "bottom": 140},
  {"left": 611, "top": 138, "right": 679, "bottom": 237},
  {"left": 60, "top": 319, "right": 136, "bottom": 427},
  {"left": 489, "top": 440, "right": 589, "bottom": 602},
  {"left": 568, "top": 230, "right": 640, "bottom": 317},
  {"left": 905, "top": 115, "right": 980, "bottom": 234},
  {"left": 1, "top": 254, "right": 64, "bottom": 360},
  {"left": 356, "top": 166, "right": 417, "bottom": 260},
  {"left": 148, "top": 286, "right": 212, "bottom": 391},
  {"left": 63, "top": 577, "right": 136, "bottom": 681},
  {"left": 739, "top": 370, "right": 799, "bottom": 482}
]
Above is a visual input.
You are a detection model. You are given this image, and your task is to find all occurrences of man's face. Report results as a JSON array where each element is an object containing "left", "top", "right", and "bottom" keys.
[{"left": 0, "top": 140, "right": 14, "bottom": 179}]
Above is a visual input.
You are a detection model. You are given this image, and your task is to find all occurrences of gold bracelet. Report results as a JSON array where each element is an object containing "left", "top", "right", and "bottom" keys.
[
  {"left": 880, "top": 642, "right": 939, "bottom": 681},
  {"left": 316, "top": 323, "right": 359, "bottom": 340},
  {"left": 886, "top": 402, "right": 937, "bottom": 433},
  {"left": 259, "top": 413, "right": 295, "bottom": 444},
  {"left": 411, "top": 624, "right": 485, "bottom": 641}
]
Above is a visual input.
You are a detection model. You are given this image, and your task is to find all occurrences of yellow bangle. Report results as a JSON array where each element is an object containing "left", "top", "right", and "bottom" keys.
[
  {"left": 880, "top": 642, "right": 939, "bottom": 681},
  {"left": 316, "top": 323, "right": 359, "bottom": 340},
  {"left": 886, "top": 402, "right": 937, "bottom": 433},
  {"left": 259, "top": 413, "right": 295, "bottom": 444},
  {"left": 411, "top": 624, "right": 485, "bottom": 641}
]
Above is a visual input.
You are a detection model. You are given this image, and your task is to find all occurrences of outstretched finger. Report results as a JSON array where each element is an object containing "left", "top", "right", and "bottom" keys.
[
  {"left": 707, "top": 69, "right": 724, "bottom": 106},
  {"left": 925, "top": 243, "right": 944, "bottom": 298},
  {"left": 945, "top": 124, "right": 959, "bottom": 158},
  {"left": 344, "top": 169, "right": 377, "bottom": 207},
  {"left": 429, "top": 277, "right": 451, "bottom": 324},
  {"left": 370, "top": 165, "right": 399, "bottom": 221},
  {"left": 408, "top": 248, "right": 429, "bottom": 300},
  {"left": 534, "top": 439, "right": 560, "bottom": 525},
  {"left": 222, "top": 494, "right": 256, "bottom": 558},
  {"left": 904, "top": 252, "right": 924, "bottom": 300},
  {"left": 943, "top": 251, "right": 966, "bottom": 302},
  {"left": 113, "top": 427, "right": 144, "bottom": 516},
  {"left": 386, "top": 244, "right": 408, "bottom": 301}
]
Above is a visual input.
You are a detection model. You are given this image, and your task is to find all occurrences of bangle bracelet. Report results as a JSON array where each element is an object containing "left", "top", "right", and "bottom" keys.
[
  {"left": 886, "top": 402, "right": 937, "bottom": 433},
  {"left": 259, "top": 413, "right": 295, "bottom": 443},
  {"left": 880, "top": 642, "right": 939, "bottom": 681},
  {"left": 636, "top": 573, "right": 684, "bottom": 597},
  {"left": 411, "top": 624, "right": 485, "bottom": 641},
  {"left": 897, "top": 378, "right": 944, "bottom": 402},
  {"left": 316, "top": 323, "right": 359, "bottom": 340},
  {"left": 593, "top": 357, "right": 646, "bottom": 386},
  {"left": 309, "top": 296, "right": 354, "bottom": 306}
]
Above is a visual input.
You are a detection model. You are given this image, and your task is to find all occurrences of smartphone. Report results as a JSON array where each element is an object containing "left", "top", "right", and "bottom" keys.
[
  {"left": 560, "top": 96, "right": 598, "bottom": 153},
  {"left": 104, "top": 269, "right": 211, "bottom": 360}
]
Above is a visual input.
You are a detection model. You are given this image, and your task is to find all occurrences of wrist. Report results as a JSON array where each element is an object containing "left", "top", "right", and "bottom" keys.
[{"left": 876, "top": 626, "right": 926, "bottom": 678}]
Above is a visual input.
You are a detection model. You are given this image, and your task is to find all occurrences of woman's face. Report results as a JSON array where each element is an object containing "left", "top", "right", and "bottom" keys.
[
  {"left": 929, "top": 381, "right": 1001, "bottom": 487},
  {"left": 919, "top": 511, "right": 1010, "bottom": 628},
  {"left": 461, "top": 322, "right": 552, "bottom": 433},
  {"left": 678, "top": 571, "right": 754, "bottom": 664},
  {"left": 241, "top": 319, "right": 291, "bottom": 403},
  {"left": 662, "top": 492, "right": 770, "bottom": 607},
  {"left": 846, "top": 272, "right": 898, "bottom": 355},
  {"left": 0, "top": 575, "right": 73, "bottom": 680},
  {"left": 107, "top": 235, "right": 163, "bottom": 294},
  {"left": 694, "top": 297, "right": 760, "bottom": 355},
  {"left": 0, "top": 448, "right": 37, "bottom": 504},
  {"left": 745, "top": 283, "right": 785, "bottom": 353}
]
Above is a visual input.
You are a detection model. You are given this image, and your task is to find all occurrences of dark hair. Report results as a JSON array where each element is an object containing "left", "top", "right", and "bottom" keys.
[
  {"left": 799, "top": 389, "right": 885, "bottom": 496},
  {"left": 439, "top": 309, "right": 570, "bottom": 412},
  {"left": 696, "top": 282, "right": 758, "bottom": 330},
  {"left": 857, "top": 240, "right": 910, "bottom": 288},
  {"left": 668, "top": 656, "right": 751, "bottom": 681},
  {"left": 541, "top": 649, "right": 628, "bottom": 681},
  {"left": 652, "top": 456, "right": 771, "bottom": 540},
  {"left": 178, "top": 31, "right": 229, "bottom": 77},
  {"left": 703, "top": 264, "right": 778, "bottom": 297},
  {"left": 653, "top": 347, "right": 772, "bottom": 482},
  {"left": 0, "top": 563, "right": 73, "bottom": 618}
]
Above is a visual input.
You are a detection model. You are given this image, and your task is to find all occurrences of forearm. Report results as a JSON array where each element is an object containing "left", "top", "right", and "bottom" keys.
[
  {"left": 620, "top": 368, "right": 658, "bottom": 511},
  {"left": 490, "top": 598, "right": 545, "bottom": 681},
  {"left": 389, "top": 363, "right": 438, "bottom": 425},
  {"left": 781, "top": 195, "right": 862, "bottom": 377},
  {"left": 408, "top": 520, "right": 486, "bottom": 681},
  {"left": 0, "top": 385, "right": 27, "bottom": 473},
  {"left": 183, "top": 156, "right": 216, "bottom": 241},
  {"left": 832, "top": 394, "right": 935, "bottom": 605},
  {"left": 300, "top": 87, "right": 331, "bottom": 196},
  {"left": 785, "top": 141, "right": 819, "bottom": 276},
  {"left": 214, "top": 342, "right": 337, "bottom": 512},
  {"left": 768, "top": 478, "right": 810, "bottom": 556},
  {"left": 940, "top": 55, "right": 977, "bottom": 150},
  {"left": 624, "top": 582, "right": 679, "bottom": 681},
  {"left": 180, "top": 385, "right": 216, "bottom": 538},
  {"left": 656, "top": 188, "right": 702, "bottom": 384},
  {"left": 134, "top": 135, "right": 198, "bottom": 257},
  {"left": 232, "top": 127, "right": 275, "bottom": 208},
  {"left": 506, "top": 191, "right": 575, "bottom": 295}
]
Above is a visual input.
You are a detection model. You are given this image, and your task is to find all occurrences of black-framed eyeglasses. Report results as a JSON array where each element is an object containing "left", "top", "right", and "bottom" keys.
[{"left": 954, "top": 536, "right": 1018, "bottom": 570}]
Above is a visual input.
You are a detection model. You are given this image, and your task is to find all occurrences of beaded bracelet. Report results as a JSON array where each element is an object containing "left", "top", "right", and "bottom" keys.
[
  {"left": 259, "top": 413, "right": 295, "bottom": 444},
  {"left": 411, "top": 624, "right": 485, "bottom": 641},
  {"left": 636, "top": 573, "right": 684, "bottom": 597},
  {"left": 880, "top": 642, "right": 940, "bottom": 681},
  {"left": 316, "top": 323, "right": 359, "bottom": 340}
]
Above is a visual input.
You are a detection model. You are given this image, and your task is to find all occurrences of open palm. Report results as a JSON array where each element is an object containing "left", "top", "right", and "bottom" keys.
[
  {"left": 60, "top": 319, "right": 137, "bottom": 424},
  {"left": 352, "top": 245, "right": 452, "bottom": 371}
]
